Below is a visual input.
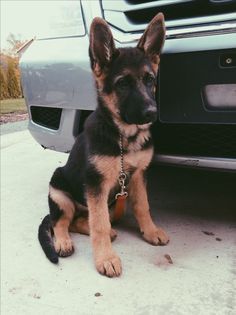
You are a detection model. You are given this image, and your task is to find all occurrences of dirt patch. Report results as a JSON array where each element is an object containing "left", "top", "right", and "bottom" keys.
[
  {"left": 164, "top": 254, "right": 173, "bottom": 264},
  {"left": 0, "top": 112, "right": 28, "bottom": 124},
  {"left": 202, "top": 230, "right": 215, "bottom": 236},
  {"left": 155, "top": 254, "right": 174, "bottom": 268},
  {"left": 94, "top": 292, "right": 102, "bottom": 297}
]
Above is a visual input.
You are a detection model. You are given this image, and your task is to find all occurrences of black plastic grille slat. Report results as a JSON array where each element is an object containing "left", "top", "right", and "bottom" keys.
[
  {"left": 152, "top": 123, "right": 236, "bottom": 158},
  {"left": 31, "top": 106, "right": 62, "bottom": 130},
  {"left": 126, "top": 2, "right": 236, "bottom": 25}
]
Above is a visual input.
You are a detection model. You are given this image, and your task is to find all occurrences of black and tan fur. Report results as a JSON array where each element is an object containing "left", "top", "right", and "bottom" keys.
[{"left": 38, "top": 13, "right": 169, "bottom": 277}]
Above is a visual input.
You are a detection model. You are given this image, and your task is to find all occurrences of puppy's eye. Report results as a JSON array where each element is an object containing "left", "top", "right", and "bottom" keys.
[
  {"left": 144, "top": 74, "right": 155, "bottom": 86},
  {"left": 115, "top": 77, "right": 129, "bottom": 89}
]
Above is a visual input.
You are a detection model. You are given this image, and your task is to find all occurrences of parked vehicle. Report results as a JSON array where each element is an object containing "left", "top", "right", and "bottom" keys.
[{"left": 19, "top": 0, "right": 236, "bottom": 170}]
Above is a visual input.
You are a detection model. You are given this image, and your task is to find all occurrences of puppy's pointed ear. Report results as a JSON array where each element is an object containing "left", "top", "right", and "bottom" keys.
[
  {"left": 137, "top": 13, "right": 165, "bottom": 66},
  {"left": 89, "top": 17, "right": 117, "bottom": 77}
]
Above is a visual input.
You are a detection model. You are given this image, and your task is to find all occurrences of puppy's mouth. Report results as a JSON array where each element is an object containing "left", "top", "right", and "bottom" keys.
[{"left": 123, "top": 112, "right": 157, "bottom": 125}]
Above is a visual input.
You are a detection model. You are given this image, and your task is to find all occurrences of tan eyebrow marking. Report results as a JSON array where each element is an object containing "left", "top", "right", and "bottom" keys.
[
  {"left": 113, "top": 69, "right": 132, "bottom": 84},
  {"left": 114, "top": 75, "right": 126, "bottom": 84}
]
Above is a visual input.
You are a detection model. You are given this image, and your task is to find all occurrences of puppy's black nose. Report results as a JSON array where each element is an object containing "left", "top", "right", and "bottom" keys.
[{"left": 143, "top": 107, "right": 157, "bottom": 123}]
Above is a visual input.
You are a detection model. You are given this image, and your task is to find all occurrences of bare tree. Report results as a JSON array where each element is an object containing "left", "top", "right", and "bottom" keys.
[{"left": 6, "top": 33, "right": 28, "bottom": 55}]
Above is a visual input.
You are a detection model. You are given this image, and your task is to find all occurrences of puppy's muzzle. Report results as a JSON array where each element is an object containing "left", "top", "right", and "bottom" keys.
[{"left": 142, "top": 106, "right": 158, "bottom": 124}]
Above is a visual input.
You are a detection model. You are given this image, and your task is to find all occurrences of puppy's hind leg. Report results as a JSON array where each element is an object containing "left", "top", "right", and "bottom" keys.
[
  {"left": 49, "top": 185, "right": 75, "bottom": 257},
  {"left": 69, "top": 216, "right": 117, "bottom": 242}
]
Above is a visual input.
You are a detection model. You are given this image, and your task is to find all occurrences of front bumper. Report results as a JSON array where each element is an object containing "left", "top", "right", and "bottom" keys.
[{"left": 154, "top": 154, "right": 236, "bottom": 171}]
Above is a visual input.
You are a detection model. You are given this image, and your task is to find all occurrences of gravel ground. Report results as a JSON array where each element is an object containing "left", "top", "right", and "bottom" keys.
[
  {"left": 0, "top": 112, "right": 28, "bottom": 124},
  {"left": 0, "top": 112, "right": 29, "bottom": 135}
]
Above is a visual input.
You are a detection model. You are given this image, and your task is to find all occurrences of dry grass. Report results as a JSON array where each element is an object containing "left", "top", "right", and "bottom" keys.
[{"left": 0, "top": 98, "right": 27, "bottom": 114}]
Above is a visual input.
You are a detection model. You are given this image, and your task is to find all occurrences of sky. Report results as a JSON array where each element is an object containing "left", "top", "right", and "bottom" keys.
[
  {"left": 1, "top": 1, "right": 37, "bottom": 49},
  {"left": 1, "top": 0, "right": 84, "bottom": 51}
]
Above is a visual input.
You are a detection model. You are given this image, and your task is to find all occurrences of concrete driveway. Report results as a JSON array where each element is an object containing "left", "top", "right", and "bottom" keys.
[{"left": 1, "top": 129, "right": 236, "bottom": 315}]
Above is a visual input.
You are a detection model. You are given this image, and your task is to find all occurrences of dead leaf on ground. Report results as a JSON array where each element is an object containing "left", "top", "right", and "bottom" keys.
[{"left": 202, "top": 231, "right": 215, "bottom": 236}]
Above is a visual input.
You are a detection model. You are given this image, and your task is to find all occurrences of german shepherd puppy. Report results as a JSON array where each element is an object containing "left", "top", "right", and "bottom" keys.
[{"left": 38, "top": 13, "right": 169, "bottom": 277}]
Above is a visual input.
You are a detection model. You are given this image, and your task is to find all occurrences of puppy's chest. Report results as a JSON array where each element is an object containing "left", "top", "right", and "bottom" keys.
[
  {"left": 123, "top": 129, "right": 153, "bottom": 170},
  {"left": 90, "top": 130, "right": 153, "bottom": 182},
  {"left": 90, "top": 143, "right": 153, "bottom": 180},
  {"left": 123, "top": 147, "right": 153, "bottom": 171}
]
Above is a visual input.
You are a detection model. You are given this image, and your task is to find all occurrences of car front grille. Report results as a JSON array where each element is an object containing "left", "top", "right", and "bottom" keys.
[
  {"left": 101, "top": 0, "right": 236, "bottom": 33},
  {"left": 152, "top": 123, "right": 236, "bottom": 158},
  {"left": 75, "top": 111, "right": 236, "bottom": 159},
  {"left": 30, "top": 106, "right": 62, "bottom": 130}
]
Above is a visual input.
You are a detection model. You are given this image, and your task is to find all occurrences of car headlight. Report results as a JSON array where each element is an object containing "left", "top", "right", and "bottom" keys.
[{"left": 23, "top": 0, "right": 85, "bottom": 40}]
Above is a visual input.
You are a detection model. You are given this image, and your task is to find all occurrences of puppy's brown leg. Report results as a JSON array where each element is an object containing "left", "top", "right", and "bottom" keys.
[
  {"left": 87, "top": 184, "right": 122, "bottom": 277},
  {"left": 69, "top": 217, "right": 90, "bottom": 235},
  {"left": 129, "top": 170, "right": 169, "bottom": 246},
  {"left": 49, "top": 186, "right": 75, "bottom": 257},
  {"left": 69, "top": 217, "right": 117, "bottom": 241}
]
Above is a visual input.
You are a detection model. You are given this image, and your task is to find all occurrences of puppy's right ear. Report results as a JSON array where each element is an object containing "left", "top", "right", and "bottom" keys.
[{"left": 89, "top": 17, "right": 117, "bottom": 77}]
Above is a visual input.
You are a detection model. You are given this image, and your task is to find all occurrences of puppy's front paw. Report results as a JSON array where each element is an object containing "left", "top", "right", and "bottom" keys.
[
  {"left": 96, "top": 252, "right": 122, "bottom": 277},
  {"left": 54, "top": 237, "right": 74, "bottom": 257},
  {"left": 142, "top": 227, "right": 169, "bottom": 246}
]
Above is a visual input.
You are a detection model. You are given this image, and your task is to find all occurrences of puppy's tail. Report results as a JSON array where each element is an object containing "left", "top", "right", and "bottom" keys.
[{"left": 38, "top": 215, "right": 58, "bottom": 264}]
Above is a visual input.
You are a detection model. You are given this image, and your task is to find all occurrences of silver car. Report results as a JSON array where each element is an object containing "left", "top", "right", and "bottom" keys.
[{"left": 19, "top": 0, "right": 236, "bottom": 170}]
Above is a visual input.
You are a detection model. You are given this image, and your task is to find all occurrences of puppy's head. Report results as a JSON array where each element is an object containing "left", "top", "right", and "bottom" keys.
[{"left": 89, "top": 13, "right": 165, "bottom": 125}]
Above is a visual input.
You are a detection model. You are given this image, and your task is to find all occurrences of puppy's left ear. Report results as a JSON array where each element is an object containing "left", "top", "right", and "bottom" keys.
[{"left": 137, "top": 13, "right": 165, "bottom": 66}]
